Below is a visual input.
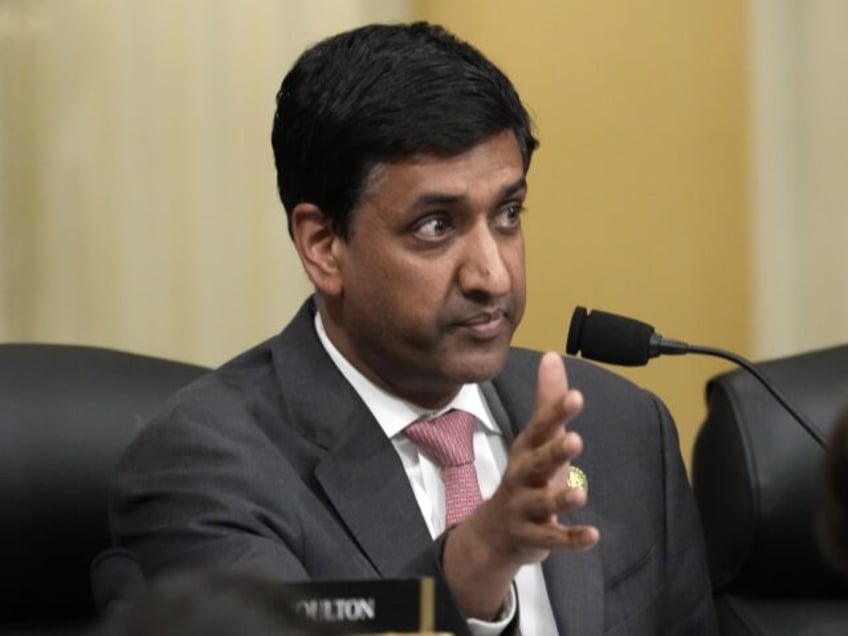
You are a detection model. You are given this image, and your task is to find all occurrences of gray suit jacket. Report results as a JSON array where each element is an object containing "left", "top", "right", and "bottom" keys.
[{"left": 110, "top": 299, "right": 716, "bottom": 635}]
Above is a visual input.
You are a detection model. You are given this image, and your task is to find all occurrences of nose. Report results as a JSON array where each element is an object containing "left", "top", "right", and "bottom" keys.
[{"left": 457, "top": 224, "right": 512, "bottom": 299}]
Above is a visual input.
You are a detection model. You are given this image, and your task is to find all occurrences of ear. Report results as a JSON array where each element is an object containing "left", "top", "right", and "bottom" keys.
[{"left": 290, "top": 203, "right": 344, "bottom": 297}]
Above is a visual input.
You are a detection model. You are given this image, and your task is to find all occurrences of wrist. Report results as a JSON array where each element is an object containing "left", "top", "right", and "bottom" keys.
[{"left": 442, "top": 520, "right": 518, "bottom": 620}]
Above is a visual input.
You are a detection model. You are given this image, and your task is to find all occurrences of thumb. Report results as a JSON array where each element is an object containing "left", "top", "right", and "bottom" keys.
[{"left": 535, "top": 351, "right": 569, "bottom": 414}]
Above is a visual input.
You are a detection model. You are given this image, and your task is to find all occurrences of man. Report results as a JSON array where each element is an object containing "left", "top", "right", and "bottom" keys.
[{"left": 110, "top": 22, "right": 716, "bottom": 634}]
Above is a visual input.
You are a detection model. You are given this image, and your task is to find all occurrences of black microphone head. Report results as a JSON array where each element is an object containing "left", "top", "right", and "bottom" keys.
[
  {"left": 566, "top": 306, "right": 587, "bottom": 356},
  {"left": 566, "top": 307, "right": 657, "bottom": 366}
]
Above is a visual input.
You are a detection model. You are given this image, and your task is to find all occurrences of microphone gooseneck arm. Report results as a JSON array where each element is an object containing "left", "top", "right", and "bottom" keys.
[
  {"left": 568, "top": 306, "right": 827, "bottom": 448},
  {"left": 655, "top": 337, "right": 826, "bottom": 447}
]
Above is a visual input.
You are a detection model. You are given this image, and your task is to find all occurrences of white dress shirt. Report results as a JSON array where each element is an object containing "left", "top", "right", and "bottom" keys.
[{"left": 315, "top": 313, "right": 559, "bottom": 635}]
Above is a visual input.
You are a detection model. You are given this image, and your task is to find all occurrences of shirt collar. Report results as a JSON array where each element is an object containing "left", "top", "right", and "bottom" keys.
[{"left": 314, "top": 311, "right": 500, "bottom": 439}]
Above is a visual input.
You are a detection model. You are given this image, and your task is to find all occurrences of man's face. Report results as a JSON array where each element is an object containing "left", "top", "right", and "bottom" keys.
[{"left": 323, "top": 130, "right": 527, "bottom": 408}]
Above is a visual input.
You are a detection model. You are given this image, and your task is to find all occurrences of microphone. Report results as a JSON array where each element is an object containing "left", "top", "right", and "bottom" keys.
[{"left": 566, "top": 305, "right": 827, "bottom": 447}]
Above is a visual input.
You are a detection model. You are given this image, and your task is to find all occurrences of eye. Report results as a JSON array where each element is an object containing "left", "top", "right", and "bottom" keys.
[
  {"left": 413, "top": 215, "right": 454, "bottom": 241},
  {"left": 492, "top": 203, "right": 524, "bottom": 231}
]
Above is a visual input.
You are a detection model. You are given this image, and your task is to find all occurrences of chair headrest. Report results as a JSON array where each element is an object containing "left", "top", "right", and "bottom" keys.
[{"left": 692, "top": 344, "right": 848, "bottom": 595}]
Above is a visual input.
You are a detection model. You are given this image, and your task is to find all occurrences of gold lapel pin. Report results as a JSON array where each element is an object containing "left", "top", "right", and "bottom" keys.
[{"left": 567, "top": 465, "right": 588, "bottom": 493}]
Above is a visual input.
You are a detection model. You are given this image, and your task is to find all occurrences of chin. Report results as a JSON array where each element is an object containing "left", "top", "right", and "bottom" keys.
[{"left": 451, "top": 347, "right": 511, "bottom": 383}]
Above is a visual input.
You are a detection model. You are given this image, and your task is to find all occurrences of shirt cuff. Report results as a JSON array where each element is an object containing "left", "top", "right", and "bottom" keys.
[{"left": 466, "top": 583, "right": 517, "bottom": 636}]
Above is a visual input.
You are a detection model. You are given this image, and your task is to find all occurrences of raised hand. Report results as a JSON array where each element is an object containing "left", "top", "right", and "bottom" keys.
[{"left": 443, "top": 352, "right": 599, "bottom": 620}]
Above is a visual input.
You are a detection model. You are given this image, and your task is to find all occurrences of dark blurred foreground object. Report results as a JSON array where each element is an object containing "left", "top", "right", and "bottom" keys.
[
  {"left": 0, "top": 344, "right": 207, "bottom": 634},
  {"left": 90, "top": 549, "right": 451, "bottom": 635},
  {"left": 819, "top": 405, "right": 848, "bottom": 575},
  {"left": 91, "top": 569, "right": 342, "bottom": 636},
  {"left": 692, "top": 344, "right": 848, "bottom": 635}
]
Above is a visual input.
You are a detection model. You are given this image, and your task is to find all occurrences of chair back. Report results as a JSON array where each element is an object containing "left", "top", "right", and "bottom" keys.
[
  {"left": 0, "top": 344, "right": 207, "bottom": 630},
  {"left": 692, "top": 344, "right": 848, "bottom": 633}
]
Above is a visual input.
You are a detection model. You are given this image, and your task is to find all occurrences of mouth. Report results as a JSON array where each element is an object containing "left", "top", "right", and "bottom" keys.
[{"left": 455, "top": 309, "right": 509, "bottom": 339}]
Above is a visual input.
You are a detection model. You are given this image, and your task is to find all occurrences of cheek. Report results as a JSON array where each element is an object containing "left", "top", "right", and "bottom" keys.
[
  {"left": 507, "top": 242, "right": 526, "bottom": 284},
  {"left": 377, "top": 268, "right": 456, "bottom": 334},
  {"left": 507, "top": 243, "right": 527, "bottom": 314},
  {"left": 349, "top": 259, "right": 432, "bottom": 318},
  {"left": 384, "top": 257, "right": 456, "bottom": 300}
]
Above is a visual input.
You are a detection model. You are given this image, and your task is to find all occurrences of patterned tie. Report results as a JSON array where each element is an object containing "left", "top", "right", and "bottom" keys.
[{"left": 405, "top": 409, "right": 483, "bottom": 527}]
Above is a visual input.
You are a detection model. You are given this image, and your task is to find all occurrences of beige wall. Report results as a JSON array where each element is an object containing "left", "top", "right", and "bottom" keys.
[
  {"left": 750, "top": 0, "right": 848, "bottom": 359},
  {"left": 0, "top": 0, "right": 408, "bottom": 366},
  {"left": 414, "top": 1, "right": 750, "bottom": 465}
]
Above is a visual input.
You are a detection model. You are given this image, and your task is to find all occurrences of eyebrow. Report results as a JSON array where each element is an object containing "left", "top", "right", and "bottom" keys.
[{"left": 411, "top": 175, "right": 528, "bottom": 210}]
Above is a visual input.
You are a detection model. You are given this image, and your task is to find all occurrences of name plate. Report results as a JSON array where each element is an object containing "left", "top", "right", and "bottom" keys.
[{"left": 281, "top": 577, "right": 451, "bottom": 634}]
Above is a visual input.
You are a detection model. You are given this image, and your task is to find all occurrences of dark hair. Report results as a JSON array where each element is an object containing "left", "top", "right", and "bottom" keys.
[
  {"left": 92, "top": 569, "right": 340, "bottom": 636},
  {"left": 271, "top": 22, "right": 538, "bottom": 238}
]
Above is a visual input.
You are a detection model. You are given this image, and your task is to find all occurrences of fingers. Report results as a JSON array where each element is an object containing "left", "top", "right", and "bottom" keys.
[
  {"left": 461, "top": 351, "right": 597, "bottom": 570},
  {"left": 535, "top": 350, "right": 569, "bottom": 412},
  {"left": 471, "top": 476, "right": 598, "bottom": 568},
  {"left": 481, "top": 483, "right": 599, "bottom": 559},
  {"left": 519, "top": 430, "right": 583, "bottom": 487},
  {"left": 509, "top": 459, "right": 589, "bottom": 519},
  {"left": 518, "top": 522, "right": 599, "bottom": 553},
  {"left": 502, "top": 505, "right": 600, "bottom": 552},
  {"left": 519, "top": 480, "right": 587, "bottom": 521},
  {"left": 524, "top": 352, "right": 584, "bottom": 448}
]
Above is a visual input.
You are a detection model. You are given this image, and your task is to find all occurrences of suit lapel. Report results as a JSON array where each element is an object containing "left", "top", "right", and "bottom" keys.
[
  {"left": 313, "top": 409, "right": 434, "bottom": 577},
  {"left": 272, "top": 299, "right": 433, "bottom": 577},
  {"left": 542, "top": 508, "right": 604, "bottom": 635},
  {"left": 480, "top": 381, "right": 516, "bottom": 444}
]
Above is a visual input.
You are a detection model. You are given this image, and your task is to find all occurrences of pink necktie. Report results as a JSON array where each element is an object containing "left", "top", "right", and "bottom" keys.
[{"left": 405, "top": 409, "right": 483, "bottom": 527}]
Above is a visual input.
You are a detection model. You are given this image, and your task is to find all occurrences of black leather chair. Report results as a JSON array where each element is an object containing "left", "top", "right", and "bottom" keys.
[
  {"left": 0, "top": 344, "right": 207, "bottom": 633},
  {"left": 692, "top": 344, "right": 848, "bottom": 635}
]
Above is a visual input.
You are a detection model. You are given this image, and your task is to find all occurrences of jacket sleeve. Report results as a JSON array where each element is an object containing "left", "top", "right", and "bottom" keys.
[{"left": 109, "top": 406, "right": 477, "bottom": 636}]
